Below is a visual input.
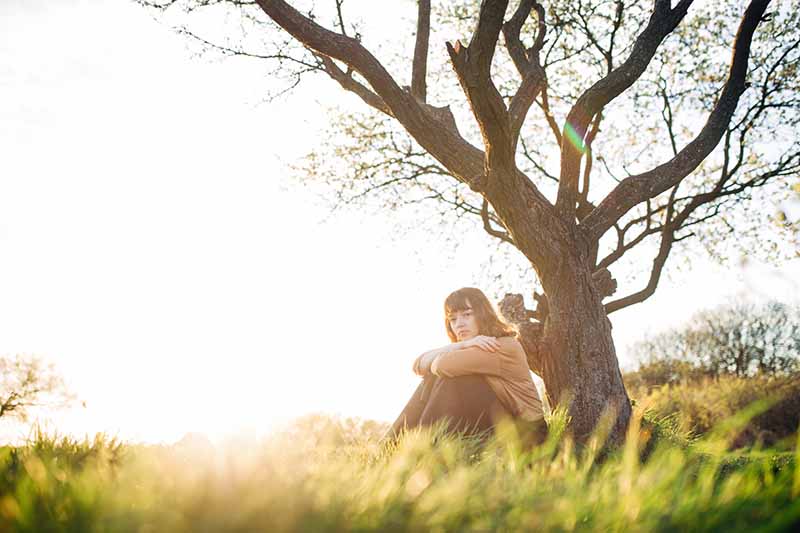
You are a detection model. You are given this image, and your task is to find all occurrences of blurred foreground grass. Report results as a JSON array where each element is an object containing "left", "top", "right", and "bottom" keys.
[{"left": 1, "top": 402, "right": 798, "bottom": 532}]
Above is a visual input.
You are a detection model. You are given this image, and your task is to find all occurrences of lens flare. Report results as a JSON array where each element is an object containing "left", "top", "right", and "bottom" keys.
[{"left": 564, "top": 122, "right": 586, "bottom": 154}]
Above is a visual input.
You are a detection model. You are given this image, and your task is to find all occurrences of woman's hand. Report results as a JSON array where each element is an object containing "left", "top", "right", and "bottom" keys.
[
  {"left": 414, "top": 336, "right": 500, "bottom": 375},
  {"left": 414, "top": 348, "right": 446, "bottom": 375},
  {"left": 461, "top": 335, "right": 501, "bottom": 352}
]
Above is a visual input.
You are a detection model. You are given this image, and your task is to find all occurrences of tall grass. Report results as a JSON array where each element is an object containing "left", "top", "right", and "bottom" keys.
[
  {"left": 1, "top": 404, "right": 798, "bottom": 532},
  {"left": 629, "top": 374, "right": 800, "bottom": 450}
]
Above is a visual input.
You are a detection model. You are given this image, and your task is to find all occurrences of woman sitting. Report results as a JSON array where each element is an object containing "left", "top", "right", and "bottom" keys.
[{"left": 386, "top": 287, "right": 547, "bottom": 445}]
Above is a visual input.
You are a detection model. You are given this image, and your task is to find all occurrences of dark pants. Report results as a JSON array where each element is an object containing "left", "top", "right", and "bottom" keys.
[{"left": 386, "top": 374, "right": 510, "bottom": 440}]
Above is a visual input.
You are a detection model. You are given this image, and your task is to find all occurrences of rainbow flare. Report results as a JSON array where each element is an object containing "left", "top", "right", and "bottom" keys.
[{"left": 563, "top": 122, "right": 586, "bottom": 154}]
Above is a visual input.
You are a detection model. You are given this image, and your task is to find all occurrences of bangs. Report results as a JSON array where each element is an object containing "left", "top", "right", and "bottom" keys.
[
  {"left": 442, "top": 287, "right": 518, "bottom": 342},
  {"left": 444, "top": 291, "right": 472, "bottom": 316}
]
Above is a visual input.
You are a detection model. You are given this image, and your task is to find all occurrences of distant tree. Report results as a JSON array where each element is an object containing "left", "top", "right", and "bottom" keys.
[
  {"left": 623, "top": 356, "right": 704, "bottom": 391},
  {"left": 0, "top": 355, "right": 74, "bottom": 422},
  {"left": 140, "top": 0, "right": 798, "bottom": 443},
  {"left": 777, "top": 180, "right": 800, "bottom": 247},
  {"left": 628, "top": 299, "right": 800, "bottom": 387}
]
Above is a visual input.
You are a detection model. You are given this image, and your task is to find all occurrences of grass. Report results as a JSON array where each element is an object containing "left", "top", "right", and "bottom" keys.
[
  {"left": 628, "top": 374, "right": 800, "bottom": 450},
  {"left": 0, "top": 404, "right": 798, "bottom": 532}
]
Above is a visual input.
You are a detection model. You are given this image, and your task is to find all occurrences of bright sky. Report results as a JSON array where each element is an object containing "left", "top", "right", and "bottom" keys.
[{"left": 1, "top": 0, "right": 798, "bottom": 445}]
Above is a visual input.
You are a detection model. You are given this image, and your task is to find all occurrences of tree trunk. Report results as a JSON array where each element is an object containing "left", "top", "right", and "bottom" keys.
[
  {"left": 501, "top": 262, "right": 631, "bottom": 444},
  {"left": 543, "top": 255, "right": 631, "bottom": 443}
]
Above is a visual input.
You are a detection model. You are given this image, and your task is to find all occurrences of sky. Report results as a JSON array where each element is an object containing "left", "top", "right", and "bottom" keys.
[{"left": 1, "top": 0, "right": 798, "bottom": 445}]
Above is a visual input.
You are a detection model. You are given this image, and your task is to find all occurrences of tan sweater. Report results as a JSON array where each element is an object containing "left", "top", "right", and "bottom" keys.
[{"left": 414, "top": 336, "right": 545, "bottom": 422}]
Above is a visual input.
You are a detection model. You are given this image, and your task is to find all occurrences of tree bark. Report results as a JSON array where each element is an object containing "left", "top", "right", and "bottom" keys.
[
  {"left": 541, "top": 253, "right": 631, "bottom": 442},
  {"left": 500, "top": 264, "right": 630, "bottom": 443}
]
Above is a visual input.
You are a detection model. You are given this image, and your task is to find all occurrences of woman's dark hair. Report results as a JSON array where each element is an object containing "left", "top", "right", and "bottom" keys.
[{"left": 444, "top": 287, "right": 518, "bottom": 342}]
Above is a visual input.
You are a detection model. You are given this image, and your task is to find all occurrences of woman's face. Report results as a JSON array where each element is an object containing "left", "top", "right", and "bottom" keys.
[{"left": 447, "top": 301, "right": 480, "bottom": 341}]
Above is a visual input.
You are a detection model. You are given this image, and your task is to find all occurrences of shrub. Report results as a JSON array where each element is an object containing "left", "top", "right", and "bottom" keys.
[{"left": 629, "top": 374, "right": 800, "bottom": 450}]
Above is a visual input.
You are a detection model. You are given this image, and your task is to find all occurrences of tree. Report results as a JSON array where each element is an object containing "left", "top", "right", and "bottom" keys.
[
  {"left": 140, "top": 0, "right": 799, "bottom": 443},
  {"left": 0, "top": 354, "right": 74, "bottom": 422},
  {"left": 628, "top": 299, "right": 800, "bottom": 386}
]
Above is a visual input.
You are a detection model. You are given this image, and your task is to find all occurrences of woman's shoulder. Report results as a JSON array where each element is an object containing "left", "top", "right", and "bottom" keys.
[
  {"left": 495, "top": 336, "right": 532, "bottom": 376},
  {"left": 496, "top": 335, "right": 524, "bottom": 353}
]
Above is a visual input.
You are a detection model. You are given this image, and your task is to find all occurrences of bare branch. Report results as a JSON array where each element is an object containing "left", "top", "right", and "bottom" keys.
[
  {"left": 176, "top": 26, "right": 319, "bottom": 67},
  {"left": 537, "top": 85, "right": 562, "bottom": 146},
  {"left": 481, "top": 198, "right": 516, "bottom": 245},
  {"left": 255, "top": 0, "right": 489, "bottom": 191},
  {"left": 556, "top": 0, "right": 695, "bottom": 221},
  {"left": 605, "top": 223, "right": 675, "bottom": 314},
  {"left": 578, "top": 111, "right": 603, "bottom": 216},
  {"left": 520, "top": 136, "right": 558, "bottom": 183},
  {"left": 605, "top": 133, "right": 797, "bottom": 314},
  {"left": 503, "top": 1, "right": 548, "bottom": 149},
  {"left": 596, "top": 219, "right": 663, "bottom": 271},
  {"left": 503, "top": 0, "right": 547, "bottom": 79},
  {"left": 657, "top": 75, "right": 680, "bottom": 157},
  {"left": 411, "top": 0, "right": 431, "bottom": 102},
  {"left": 318, "top": 55, "right": 393, "bottom": 115},
  {"left": 582, "top": 0, "right": 772, "bottom": 242},
  {"left": 446, "top": 0, "right": 515, "bottom": 173},
  {"left": 334, "top": 0, "right": 348, "bottom": 36}
]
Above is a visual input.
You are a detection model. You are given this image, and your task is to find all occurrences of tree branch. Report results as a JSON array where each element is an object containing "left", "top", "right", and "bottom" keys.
[
  {"left": 604, "top": 123, "right": 795, "bottom": 315},
  {"left": 605, "top": 223, "right": 675, "bottom": 314},
  {"left": 318, "top": 55, "right": 392, "bottom": 115},
  {"left": 481, "top": 198, "right": 515, "bottom": 245},
  {"left": 255, "top": 0, "right": 490, "bottom": 191},
  {"left": 578, "top": 111, "right": 603, "bottom": 216},
  {"left": 596, "top": 218, "right": 663, "bottom": 271},
  {"left": 555, "top": 0, "right": 695, "bottom": 221},
  {"left": 537, "top": 86, "right": 562, "bottom": 146},
  {"left": 503, "top": 0, "right": 548, "bottom": 149},
  {"left": 334, "top": 0, "right": 348, "bottom": 36},
  {"left": 255, "top": 1, "right": 571, "bottom": 272},
  {"left": 582, "top": 0, "right": 772, "bottom": 242},
  {"left": 446, "top": 0, "right": 515, "bottom": 174},
  {"left": 411, "top": 0, "right": 431, "bottom": 102},
  {"left": 520, "top": 136, "right": 558, "bottom": 182}
]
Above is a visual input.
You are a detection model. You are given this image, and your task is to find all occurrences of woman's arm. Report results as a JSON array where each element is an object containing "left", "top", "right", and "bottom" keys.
[
  {"left": 412, "top": 337, "right": 501, "bottom": 376},
  {"left": 413, "top": 344, "right": 462, "bottom": 376}
]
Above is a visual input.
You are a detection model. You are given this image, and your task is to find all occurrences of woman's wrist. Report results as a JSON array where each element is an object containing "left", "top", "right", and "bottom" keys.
[
  {"left": 415, "top": 341, "right": 466, "bottom": 375},
  {"left": 443, "top": 341, "right": 465, "bottom": 353}
]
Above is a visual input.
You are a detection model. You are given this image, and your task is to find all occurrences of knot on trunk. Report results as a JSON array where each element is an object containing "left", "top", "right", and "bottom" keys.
[
  {"left": 592, "top": 268, "right": 617, "bottom": 299},
  {"left": 497, "top": 268, "right": 617, "bottom": 375},
  {"left": 498, "top": 293, "right": 545, "bottom": 375}
]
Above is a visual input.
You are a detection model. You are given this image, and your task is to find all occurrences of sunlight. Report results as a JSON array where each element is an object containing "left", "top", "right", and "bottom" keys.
[{"left": 2, "top": 0, "right": 798, "bottom": 446}]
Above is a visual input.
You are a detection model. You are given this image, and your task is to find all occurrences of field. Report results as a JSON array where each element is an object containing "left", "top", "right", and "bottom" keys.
[{"left": 1, "top": 376, "right": 799, "bottom": 532}]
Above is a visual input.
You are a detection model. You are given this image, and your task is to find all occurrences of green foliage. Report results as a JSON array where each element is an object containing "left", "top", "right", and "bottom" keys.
[
  {"left": 627, "top": 299, "right": 800, "bottom": 388},
  {"left": 1, "top": 408, "right": 799, "bottom": 532}
]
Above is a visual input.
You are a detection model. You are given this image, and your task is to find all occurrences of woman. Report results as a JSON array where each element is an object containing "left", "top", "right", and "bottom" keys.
[{"left": 386, "top": 287, "right": 547, "bottom": 444}]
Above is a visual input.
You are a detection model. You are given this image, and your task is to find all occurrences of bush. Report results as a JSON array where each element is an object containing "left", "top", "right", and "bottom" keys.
[{"left": 628, "top": 374, "right": 800, "bottom": 450}]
